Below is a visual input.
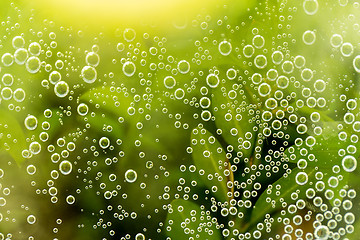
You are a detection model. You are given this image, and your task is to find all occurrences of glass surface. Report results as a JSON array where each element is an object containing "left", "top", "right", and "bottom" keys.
[{"left": 0, "top": 0, "right": 359, "bottom": 239}]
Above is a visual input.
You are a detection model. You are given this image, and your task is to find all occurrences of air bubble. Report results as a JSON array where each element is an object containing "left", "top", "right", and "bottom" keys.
[
  {"left": 123, "top": 61, "right": 136, "bottom": 77},
  {"left": 125, "top": 169, "right": 137, "bottom": 183},
  {"left": 54, "top": 81, "right": 69, "bottom": 98},
  {"left": 342, "top": 155, "right": 357, "bottom": 172},
  {"left": 206, "top": 73, "right": 220, "bottom": 88},
  {"left": 177, "top": 60, "right": 190, "bottom": 74},
  {"left": 81, "top": 66, "right": 97, "bottom": 83},
  {"left": 164, "top": 76, "right": 176, "bottom": 89},
  {"left": 25, "top": 115, "right": 38, "bottom": 130},
  {"left": 302, "top": 30, "right": 316, "bottom": 45},
  {"left": 27, "top": 215, "right": 36, "bottom": 224},
  {"left": 218, "top": 40, "right": 232, "bottom": 56},
  {"left": 99, "top": 137, "right": 110, "bottom": 149},
  {"left": 26, "top": 56, "right": 41, "bottom": 73},
  {"left": 77, "top": 103, "right": 89, "bottom": 116},
  {"left": 14, "top": 48, "right": 28, "bottom": 65},
  {"left": 86, "top": 52, "right": 100, "bottom": 67},
  {"left": 59, "top": 160, "right": 72, "bottom": 175},
  {"left": 303, "top": 0, "right": 319, "bottom": 15}
]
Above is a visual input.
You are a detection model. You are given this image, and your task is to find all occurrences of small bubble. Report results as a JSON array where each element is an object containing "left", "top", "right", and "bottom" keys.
[
  {"left": 86, "top": 52, "right": 100, "bottom": 67},
  {"left": 81, "top": 66, "right": 97, "bottom": 83},
  {"left": 252, "top": 35, "right": 265, "bottom": 49},
  {"left": 243, "top": 45, "right": 254, "bottom": 58},
  {"left": 123, "top": 28, "right": 136, "bottom": 42},
  {"left": 26, "top": 56, "right": 41, "bottom": 73},
  {"left": 341, "top": 42, "right": 354, "bottom": 57},
  {"left": 303, "top": 0, "right": 319, "bottom": 15},
  {"left": 14, "top": 48, "right": 28, "bottom": 65},
  {"left": 49, "top": 71, "right": 61, "bottom": 84},
  {"left": 206, "top": 73, "right": 219, "bottom": 88},
  {"left": 353, "top": 55, "right": 360, "bottom": 73},
  {"left": 164, "top": 76, "right": 176, "bottom": 89},
  {"left": 28, "top": 42, "right": 41, "bottom": 56},
  {"left": 177, "top": 60, "right": 190, "bottom": 74},
  {"left": 254, "top": 55, "right": 267, "bottom": 69},
  {"left": 27, "top": 215, "right": 36, "bottom": 224},
  {"left": 25, "top": 115, "right": 38, "bottom": 130},
  {"left": 77, "top": 103, "right": 89, "bottom": 116},
  {"left": 2, "top": 53, "right": 14, "bottom": 67},
  {"left": 302, "top": 30, "right": 316, "bottom": 45},
  {"left": 59, "top": 160, "right": 72, "bottom": 175},
  {"left": 342, "top": 155, "right": 357, "bottom": 172},
  {"left": 125, "top": 169, "right": 137, "bottom": 183},
  {"left": 122, "top": 61, "right": 136, "bottom": 77},
  {"left": 66, "top": 195, "right": 75, "bottom": 205},
  {"left": 218, "top": 40, "right": 232, "bottom": 56},
  {"left": 330, "top": 34, "right": 343, "bottom": 48},
  {"left": 12, "top": 36, "right": 25, "bottom": 49},
  {"left": 99, "top": 137, "right": 110, "bottom": 149},
  {"left": 54, "top": 81, "right": 69, "bottom": 98}
]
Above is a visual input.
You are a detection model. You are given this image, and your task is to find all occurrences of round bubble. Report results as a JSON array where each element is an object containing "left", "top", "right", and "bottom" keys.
[
  {"left": 218, "top": 40, "right": 232, "bottom": 56},
  {"left": 123, "top": 61, "right": 136, "bottom": 77},
  {"left": 164, "top": 76, "right": 176, "bottom": 89},
  {"left": 99, "top": 137, "right": 110, "bottom": 149},
  {"left": 49, "top": 71, "right": 61, "bottom": 84},
  {"left": 26, "top": 56, "right": 41, "bottom": 73},
  {"left": 341, "top": 42, "right": 354, "bottom": 57},
  {"left": 2, "top": 53, "right": 14, "bottom": 67},
  {"left": 54, "top": 81, "right": 69, "bottom": 98},
  {"left": 303, "top": 30, "right": 316, "bottom": 45},
  {"left": 28, "top": 42, "right": 41, "bottom": 56},
  {"left": 252, "top": 35, "right": 265, "bottom": 49},
  {"left": 342, "top": 155, "right": 357, "bottom": 172},
  {"left": 86, "top": 52, "right": 100, "bottom": 67},
  {"left": 59, "top": 160, "right": 72, "bottom": 175},
  {"left": 303, "top": 0, "right": 319, "bottom": 15},
  {"left": 125, "top": 169, "right": 137, "bottom": 183},
  {"left": 330, "top": 34, "right": 343, "bottom": 48},
  {"left": 25, "top": 115, "right": 38, "bottom": 130},
  {"left": 206, "top": 73, "right": 220, "bottom": 88},
  {"left": 27, "top": 215, "right": 36, "bottom": 224},
  {"left": 254, "top": 55, "right": 267, "bottom": 69},
  {"left": 12, "top": 36, "right": 25, "bottom": 49},
  {"left": 14, "top": 48, "right": 28, "bottom": 65},
  {"left": 77, "top": 103, "right": 89, "bottom": 116},
  {"left": 81, "top": 66, "right": 97, "bottom": 83},
  {"left": 243, "top": 45, "right": 254, "bottom": 58},
  {"left": 353, "top": 55, "right": 360, "bottom": 73},
  {"left": 177, "top": 60, "right": 190, "bottom": 74}
]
